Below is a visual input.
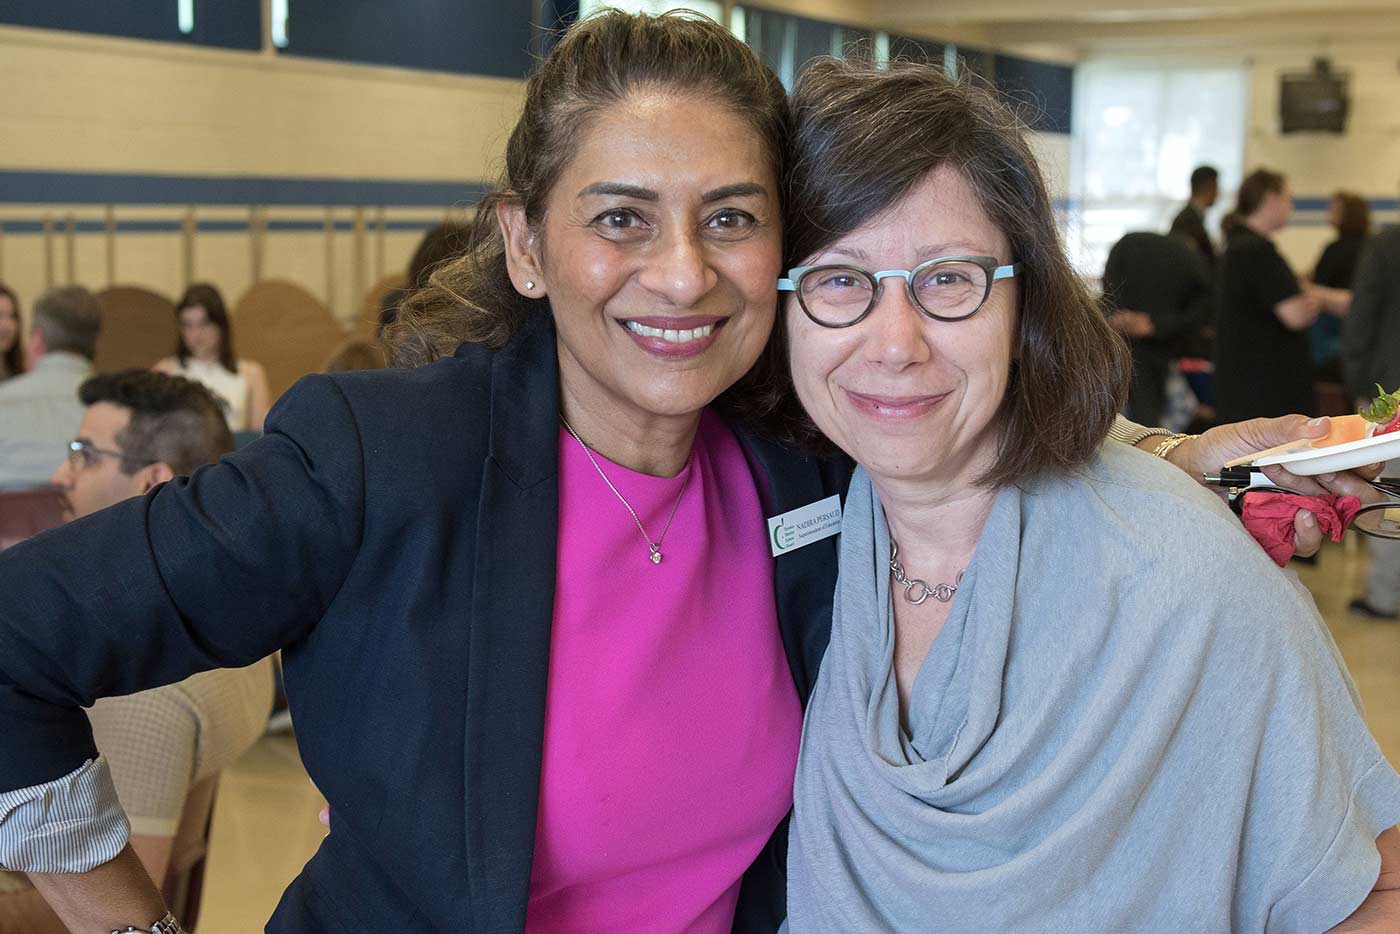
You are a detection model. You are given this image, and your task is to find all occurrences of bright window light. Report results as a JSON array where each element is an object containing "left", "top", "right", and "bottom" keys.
[
  {"left": 178, "top": 0, "right": 194, "bottom": 35},
  {"left": 271, "top": 0, "right": 290, "bottom": 48}
]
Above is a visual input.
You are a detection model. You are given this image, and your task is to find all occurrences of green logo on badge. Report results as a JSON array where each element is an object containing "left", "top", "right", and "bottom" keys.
[{"left": 772, "top": 519, "right": 798, "bottom": 552}]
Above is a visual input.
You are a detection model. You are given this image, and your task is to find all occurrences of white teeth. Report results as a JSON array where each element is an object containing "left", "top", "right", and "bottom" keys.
[{"left": 625, "top": 322, "right": 715, "bottom": 343}]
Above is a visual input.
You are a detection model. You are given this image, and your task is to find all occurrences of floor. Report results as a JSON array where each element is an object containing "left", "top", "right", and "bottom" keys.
[{"left": 193, "top": 538, "right": 1400, "bottom": 932}]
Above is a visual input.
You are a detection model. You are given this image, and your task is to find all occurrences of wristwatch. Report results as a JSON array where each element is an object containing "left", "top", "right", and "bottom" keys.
[{"left": 111, "top": 912, "right": 185, "bottom": 934}]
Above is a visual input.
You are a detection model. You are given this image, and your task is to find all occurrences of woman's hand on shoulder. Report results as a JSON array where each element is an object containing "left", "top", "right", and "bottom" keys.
[{"left": 1166, "top": 415, "right": 1384, "bottom": 558}]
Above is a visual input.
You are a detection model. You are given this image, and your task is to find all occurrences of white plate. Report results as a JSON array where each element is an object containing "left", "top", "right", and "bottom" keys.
[{"left": 1252, "top": 429, "right": 1400, "bottom": 475}]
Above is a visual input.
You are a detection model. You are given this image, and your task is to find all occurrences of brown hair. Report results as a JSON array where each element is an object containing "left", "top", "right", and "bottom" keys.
[
  {"left": 754, "top": 58, "right": 1129, "bottom": 488},
  {"left": 323, "top": 339, "right": 385, "bottom": 373},
  {"left": 382, "top": 10, "right": 790, "bottom": 367},
  {"left": 1234, "top": 168, "right": 1286, "bottom": 219},
  {"left": 0, "top": 282, "right": 21, "bottom": 378},
  {"left": 174, "top": 282, "right": 238, "bottom": 374},
  {"left": 1333, "top": 191, "right": 1371, "bottom": 239}
]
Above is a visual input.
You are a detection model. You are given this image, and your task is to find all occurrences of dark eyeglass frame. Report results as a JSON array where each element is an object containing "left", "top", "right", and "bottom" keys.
[
  {"left": 777, "top": 255, "right": 1022, "bottom": 328},
  {"left": 67, "top": 439, "right": 124, "bottom": 470}
]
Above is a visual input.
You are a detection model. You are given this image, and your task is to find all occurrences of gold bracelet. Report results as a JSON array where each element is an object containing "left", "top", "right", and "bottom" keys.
[{"left": 1151, "top": 432, "right": 1195, "bottom": 461}]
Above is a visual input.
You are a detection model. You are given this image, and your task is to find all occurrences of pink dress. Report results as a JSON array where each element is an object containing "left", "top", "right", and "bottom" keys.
[{"left": 525, "top": 409, "right": 802, "bottom": 933}]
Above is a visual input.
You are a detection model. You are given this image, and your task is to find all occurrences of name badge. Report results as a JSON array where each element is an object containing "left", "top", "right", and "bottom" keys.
[{"left": 767, "top": 494, "right": 842, "bottom": 557}]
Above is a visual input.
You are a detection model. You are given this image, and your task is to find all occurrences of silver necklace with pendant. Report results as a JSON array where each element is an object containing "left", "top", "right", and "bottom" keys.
[
  {"left": 561, "top": 417, "right": 691, "bottom": 565},
  {"left": 889, "top": 539, "right": 963, "bottom": 605}
]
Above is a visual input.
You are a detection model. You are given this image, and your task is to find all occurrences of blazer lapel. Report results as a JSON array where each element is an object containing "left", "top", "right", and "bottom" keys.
[{"left": 464, "top": 316, "right": 559, "bottom": 933}]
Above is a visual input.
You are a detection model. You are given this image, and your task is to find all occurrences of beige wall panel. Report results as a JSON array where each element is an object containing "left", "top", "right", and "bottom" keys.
[
  {"left": 0, "top": 237, "right": 47, "bottom": 328},
  {"left": 0, "top": 29, "right": 524, "bottom": 181},
  {"left": 259, "top": 232, "right": 333, "bottom": 307},
  {"left": 195, "top": 233, "right": 255, "bottom": 316},
  {"left": 69, "top": 231, "right": 106, "bottom": 291},
  {"left": 114, "top": 234, "right": 184, "bottom": 303}
]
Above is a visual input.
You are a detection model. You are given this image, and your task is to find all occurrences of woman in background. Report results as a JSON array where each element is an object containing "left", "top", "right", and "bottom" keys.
[
  {"left": 0, "top": 283, "right": 22, "bottom": 381},
  {"left": 154, "top": 283, "right": 270, "bottom": 431},
  {"left": 1214, "top": 168, "right": 1321, "bottom": 422},
  {"left": 1308, "top": 190, "right": 1369, "bottom": 381}
]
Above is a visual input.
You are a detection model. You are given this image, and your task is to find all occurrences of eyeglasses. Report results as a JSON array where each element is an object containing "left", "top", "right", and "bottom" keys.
[
  {"left": 777, "top": 255, "right": 1021, "bottom": 328},
  {"left": 66, "top": 439, "right": 124, "bottom": 471}
]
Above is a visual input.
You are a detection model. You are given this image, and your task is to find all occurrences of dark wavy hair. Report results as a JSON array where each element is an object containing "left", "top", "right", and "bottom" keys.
[
  {"left": 0, "top": 282, "right": 21, "bottom": 379},
  {"left": 382, "top": 10, "right": 790, "bottom": 368},
  {"left": 79, "top": 369, "right": 233, "bottom": 475},
  {"left": 174, "top": 282, "right": 238, "bottom": 374},
  {"left": 752, "top": 58, "right": 1129, "bottom": 488},
  {"left": 1332, "top": 191, "right": 1371, "bottom": 239}
]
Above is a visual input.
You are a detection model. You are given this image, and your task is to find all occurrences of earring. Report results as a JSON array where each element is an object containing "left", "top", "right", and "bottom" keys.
[{"left": 525, "top": 280, "right": 536, "bottom": 291}]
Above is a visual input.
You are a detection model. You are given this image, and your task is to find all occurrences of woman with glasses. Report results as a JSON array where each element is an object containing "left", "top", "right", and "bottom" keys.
[
  {"left": 772, "top": 60, "right": 1400, "bottom": 932},
  {"left": 0, "top": 13, "right": 1384, "bottom": 934}
]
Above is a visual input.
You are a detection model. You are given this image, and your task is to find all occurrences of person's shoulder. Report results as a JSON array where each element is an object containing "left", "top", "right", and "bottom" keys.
[
  {"left": 237, "top": 358, "right": 266, "bottom": 379},
  {"left": 1040, "top": 445, "right": 1323, "bottom": 642},
  {"left": 1050, "top": 442, "right": 1270, "bottom": 569},
  {"left": 152, "top": 356, "right": 179, "bottom": 373}
]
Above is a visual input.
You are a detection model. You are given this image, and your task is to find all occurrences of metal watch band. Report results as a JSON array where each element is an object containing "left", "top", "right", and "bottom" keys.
[{"left": 110, "top": 912, "right": 185, "bottom": 934}]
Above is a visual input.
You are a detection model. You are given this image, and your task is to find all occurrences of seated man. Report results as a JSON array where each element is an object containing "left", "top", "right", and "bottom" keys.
[
  {"left": 0, "top": 286, "right": 101, "bottom": 490},
  {"left": 0, "top": 370, "right": 274, "bottom": 924}
]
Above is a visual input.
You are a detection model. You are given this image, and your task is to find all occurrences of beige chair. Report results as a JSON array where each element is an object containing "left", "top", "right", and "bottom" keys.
[
  {"left": 0, "top": 487, "right": 64, "bottom": 553},
  {"left": 162, "top": 774, "right": 220, "bottom": 929},
  {"left": 94, "top": 286, "right": 177, "bottom": 374},
  {"left": 231, "top": 281, "right": 345, "bottom": 402}
]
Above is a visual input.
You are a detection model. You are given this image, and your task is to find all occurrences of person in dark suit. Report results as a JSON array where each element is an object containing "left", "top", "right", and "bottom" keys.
[
  {"left": 1343, "top": 200, "right": 1400, "bottom": 620},
  {"left": 0, "top": 14, "right": 838, "bottom": 933},
  {"left": 0, "top": 14, "right": 1380, "bottom": 934},
  {"left": 1169, "top": 165, "right": 1219, "bottom": 267},
  {"left": 1102, "top": 231, "right": 1213, "bottom": 426}
]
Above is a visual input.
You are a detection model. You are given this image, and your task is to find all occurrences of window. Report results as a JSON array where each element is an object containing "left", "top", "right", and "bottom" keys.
[
  {"left": 1070, "top": 61, "right": 1248, "bottom": 275},
  {"left": 0, "top": 0, "right": 261, "bottom": 51},
  {"left": 276, "top": 0, "right": 550, "bottom": 77},
  {"left": 734, "top": 6, "right": 871, "bottom": 89}
]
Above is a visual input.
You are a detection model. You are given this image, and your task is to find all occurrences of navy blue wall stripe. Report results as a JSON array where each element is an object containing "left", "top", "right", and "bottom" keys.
[
  {"left": 0, "top": 218, "right": 445, "bottom": 235},
  {"left": 0, "top": 171, "right": 489, "bottom": 207}
]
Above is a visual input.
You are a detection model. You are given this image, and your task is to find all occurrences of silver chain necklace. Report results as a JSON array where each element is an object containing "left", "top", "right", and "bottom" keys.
[
  {"left": 561, "top": 417, "right": 691, "bottom": 565},
  {"left": 889, "top": 539, "right": 963, "bottom": 605}
]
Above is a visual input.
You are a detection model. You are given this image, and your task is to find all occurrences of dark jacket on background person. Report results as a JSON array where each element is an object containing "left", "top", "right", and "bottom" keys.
[
  {"left": 1102, "top": 232, "right": 1214, "bottom": 426},
  {"left": 1215, "top": 225, "right": 1314, "bottom": 422},
  {"left": 0, "top": 314, "right": 848, "bottom": 933},
  {"left": 1343, "top": 227, "right": 1400, "bottom": 403},
  {"left": 1169, "top": 202, "right": 1216, "bottom": 268}
]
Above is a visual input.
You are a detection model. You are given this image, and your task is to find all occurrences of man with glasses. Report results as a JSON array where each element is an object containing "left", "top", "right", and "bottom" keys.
[{"left": 0, "top": 370, "right": 273, "bottom": 930}]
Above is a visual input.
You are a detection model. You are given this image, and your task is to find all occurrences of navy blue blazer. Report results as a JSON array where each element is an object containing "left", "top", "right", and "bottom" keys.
[{"left": 0, "top": 314, "right": 847, "bottom": 932}]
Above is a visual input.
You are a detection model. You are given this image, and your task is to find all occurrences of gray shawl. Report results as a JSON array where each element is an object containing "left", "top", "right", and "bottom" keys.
[{"left": 787, "top": 443, "right": 1400, "bottom": 933}]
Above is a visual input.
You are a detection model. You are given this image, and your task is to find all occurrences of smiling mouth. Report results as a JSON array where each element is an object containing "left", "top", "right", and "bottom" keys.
[
  {"left": 622, "top": 319, "right": 722, "bottom": 345},
  {"left": 844, "top": 388, "right": 950, "bottom": 418}
]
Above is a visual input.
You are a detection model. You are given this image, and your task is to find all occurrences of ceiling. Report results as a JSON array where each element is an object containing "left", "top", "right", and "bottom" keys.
[{"left": 866, "top": 0, "right": 1400, "bottom": 53}]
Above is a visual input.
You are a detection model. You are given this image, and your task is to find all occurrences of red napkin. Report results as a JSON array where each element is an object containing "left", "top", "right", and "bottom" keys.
[{"left": 1240, "top": 492, "right": 1363, "bottom": 567}]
